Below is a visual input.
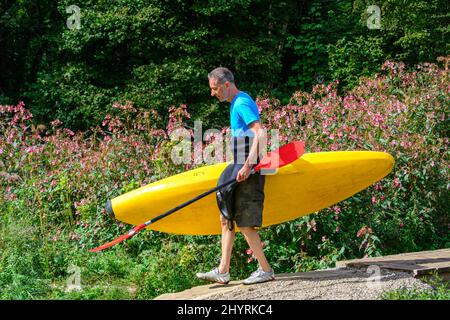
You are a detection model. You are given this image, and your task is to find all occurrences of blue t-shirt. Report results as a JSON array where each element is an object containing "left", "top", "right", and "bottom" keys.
[
  {"left": 230, "top": 92, "right": 260, "bottom": 164},
  {"left": 230, "top": 91, "right": 260, "bottom": 137}
]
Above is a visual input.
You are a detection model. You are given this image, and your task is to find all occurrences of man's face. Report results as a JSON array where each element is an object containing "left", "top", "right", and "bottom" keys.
[{"left": 209, "top": 78, "right": 229, "bottom": 102}]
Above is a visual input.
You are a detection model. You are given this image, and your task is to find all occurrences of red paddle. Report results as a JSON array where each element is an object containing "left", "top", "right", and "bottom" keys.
[{"left": 90, "top": 141, "right": 305, "bottom": 252}]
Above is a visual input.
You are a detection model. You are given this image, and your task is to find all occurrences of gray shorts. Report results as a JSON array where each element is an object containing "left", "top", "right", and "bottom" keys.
[{"left": 233, "top": 172, "right": 265, "bottom": 228}]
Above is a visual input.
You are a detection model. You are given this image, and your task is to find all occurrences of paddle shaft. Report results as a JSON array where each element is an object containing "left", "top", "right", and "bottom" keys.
[
  {"left": 90, "top": 141, "right": 304, "bottom": 252},
  {"left": 144, "top": 177, "right": 238, "bottom": 227},
  {"left": 90, "top": 169, "right": 255, "bottom": 252}
]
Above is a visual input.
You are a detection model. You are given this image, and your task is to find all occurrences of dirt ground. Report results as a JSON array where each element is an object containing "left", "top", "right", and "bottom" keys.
[{"left": 155, "top": 267, "right": 431, "bottom": 300}]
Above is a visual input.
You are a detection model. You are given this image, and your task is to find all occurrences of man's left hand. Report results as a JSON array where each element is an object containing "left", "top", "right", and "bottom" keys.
[{"left": 236, "top": 165, "right": 252, "bottom": 182}]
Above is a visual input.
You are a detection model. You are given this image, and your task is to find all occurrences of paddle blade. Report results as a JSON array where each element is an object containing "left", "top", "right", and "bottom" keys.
[
  {"left": 89, "top": 224, "right": 146, "bottom": 252},
  {"left": 254, "top": 141, "right": 305, "bottom": 174}
]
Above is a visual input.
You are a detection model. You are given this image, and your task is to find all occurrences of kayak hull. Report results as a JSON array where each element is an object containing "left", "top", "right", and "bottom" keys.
[{"left": 110, "top": 151, "right": 395, "bottom": 235}]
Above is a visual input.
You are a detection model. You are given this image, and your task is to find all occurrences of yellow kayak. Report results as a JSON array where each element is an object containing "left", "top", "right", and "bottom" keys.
[{"left": 108, "top": 151, "right": 394, "bottom": 235}]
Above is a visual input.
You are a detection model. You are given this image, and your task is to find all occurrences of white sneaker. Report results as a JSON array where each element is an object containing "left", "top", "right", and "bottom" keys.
[
  {"left": 196, "top": 268, "right": 230, "bottom": 284},
  {"left": 243, "top": 267, "right": 275, "bottom": 285}
]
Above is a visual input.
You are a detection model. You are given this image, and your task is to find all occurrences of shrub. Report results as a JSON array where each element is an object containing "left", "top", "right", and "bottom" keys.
[
  {"left": 382, "top": 273, "right": 450, "bottom": 300},
  {"left": 256, "top": 56, "right": 449, "bottom": 264}
]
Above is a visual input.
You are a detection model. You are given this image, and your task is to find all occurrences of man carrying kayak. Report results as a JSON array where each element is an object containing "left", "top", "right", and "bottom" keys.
[{"left": 196, "top": 67, "right": 275, "bottom": 285}]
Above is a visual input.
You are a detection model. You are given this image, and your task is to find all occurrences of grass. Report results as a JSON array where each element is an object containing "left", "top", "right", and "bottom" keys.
[{"left": 382, "top": 273, "right": 450, "bottom": 300}]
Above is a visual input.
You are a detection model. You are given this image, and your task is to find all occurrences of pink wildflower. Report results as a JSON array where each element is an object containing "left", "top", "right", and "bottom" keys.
[
  {"left": 357, "top": 226, "right": 373, "bottom": 238},
  {"left": 50, "top": 119, "right": 62, "bottom": 127}
]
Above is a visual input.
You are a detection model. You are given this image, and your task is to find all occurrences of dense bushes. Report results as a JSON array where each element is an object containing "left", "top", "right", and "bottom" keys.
[
  {"left": 257, "top": 56, "right": 449, "bottom": 265},
  {"left": 1, "top": 0, "right": 448, "bottom": 130},
  {"left": 1, "top": 57, "right": 448, "bottom": 299}
]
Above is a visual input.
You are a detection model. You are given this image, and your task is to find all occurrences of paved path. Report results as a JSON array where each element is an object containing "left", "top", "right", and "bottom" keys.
[
  {"left": 155, "top": 249, "right": 449, "bottom": 300},
  {"left": 155, "top": 268, "right": 431, "bottom": 300}
]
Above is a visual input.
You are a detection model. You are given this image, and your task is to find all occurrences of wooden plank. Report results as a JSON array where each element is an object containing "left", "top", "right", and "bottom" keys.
[{"left": 336, "top": 248, "right": 450, "bottom": 277}]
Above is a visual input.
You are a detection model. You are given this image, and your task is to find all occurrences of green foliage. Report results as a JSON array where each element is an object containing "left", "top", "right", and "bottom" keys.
[
  {"left": 286, "top": 0, "right": 358, "bottom": 91},
  {"left": 258, "top": 56, "right": 449, "bottom": 266},
  {"left": 2, "top": 0, "right": 449, "bottom": 129},
  {"left": 382, "top": 273, "right": 450, "bottom": 300},
  {"left": 355, "top": 0, "right": 450, "bottom": 64},
  {"left": 288, "top": 0, "right": 450, "bottom": 92},
  {"left": 0, "top": 0, "right": 61, "bottom": 101},
  {"left": 328, "top": 35, "right": 386, "bottom": 89},
  {"left": 134, "top": 240, "right": 219, "bottom": 299},
  {"left": 1, "top": 0, "right": 303, "bottom": 130}
]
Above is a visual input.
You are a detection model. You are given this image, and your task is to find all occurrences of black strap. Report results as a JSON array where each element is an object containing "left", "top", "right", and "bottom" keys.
[{"left": 216, "top": 163, "right": 242, "bottom": 231}]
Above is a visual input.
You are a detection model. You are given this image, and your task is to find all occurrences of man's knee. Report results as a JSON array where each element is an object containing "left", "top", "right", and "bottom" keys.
[
  {"left": 239, "top": 226, "right": 256, "bottom": 235},
  {"left": 220, "top": 214, "right": 229, "bottom": 226}
]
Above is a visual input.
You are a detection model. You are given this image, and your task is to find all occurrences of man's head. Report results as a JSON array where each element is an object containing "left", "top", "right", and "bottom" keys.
[{"left": 208, "top": 67, "right": 236, "bottom": 102}]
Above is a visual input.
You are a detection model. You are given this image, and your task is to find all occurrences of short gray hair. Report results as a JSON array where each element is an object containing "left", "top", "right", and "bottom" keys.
[{"left": 208, "top": 67, "right": 235, "bottom": 84}]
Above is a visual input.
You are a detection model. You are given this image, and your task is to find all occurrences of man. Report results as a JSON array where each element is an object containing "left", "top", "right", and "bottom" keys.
[{"left": 196, "top": 67, "right": 274, "bottom": 285}]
